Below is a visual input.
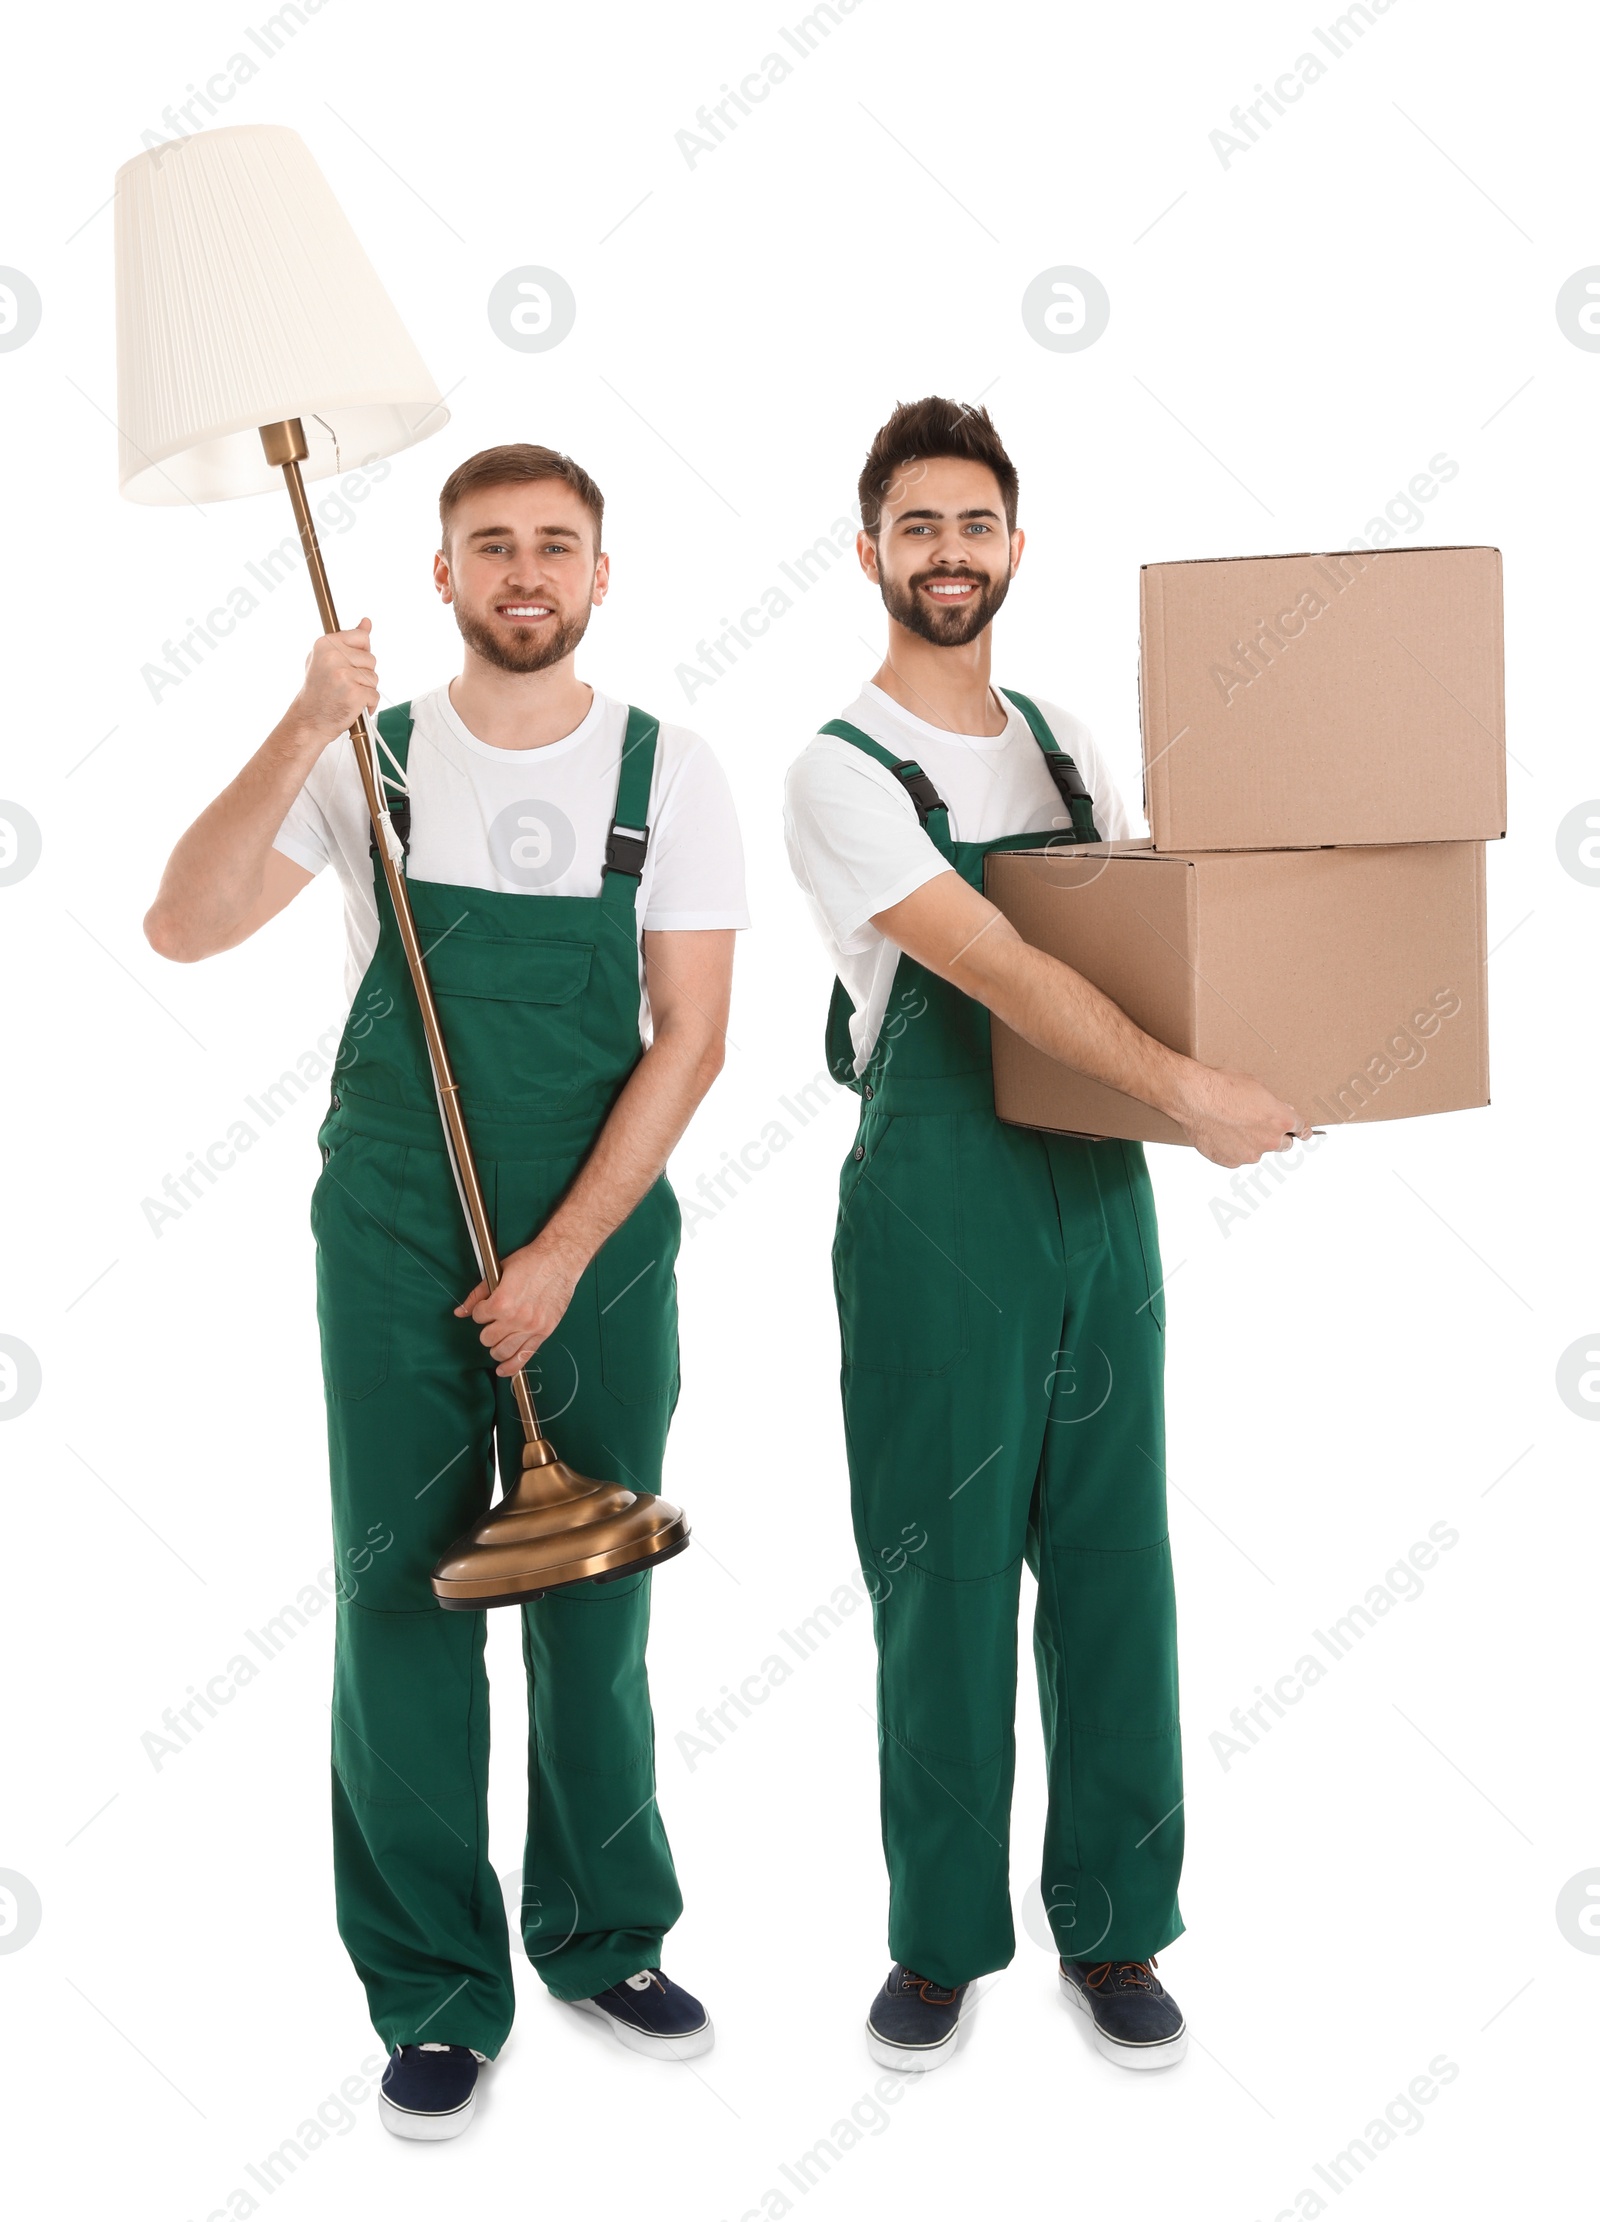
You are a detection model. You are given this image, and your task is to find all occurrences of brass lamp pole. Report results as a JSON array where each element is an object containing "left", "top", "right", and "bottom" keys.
[{"left": 259, "top": 418, "right": 690, "bottom": 1607}]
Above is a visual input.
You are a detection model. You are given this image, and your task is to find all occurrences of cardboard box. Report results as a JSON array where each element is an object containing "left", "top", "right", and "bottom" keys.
[
  {"left": 985, "top": 842, "right": 1488, "bottom": 1145},
  {"left": 1139, "top": 546, "right": 1506, "bottom": 850}
]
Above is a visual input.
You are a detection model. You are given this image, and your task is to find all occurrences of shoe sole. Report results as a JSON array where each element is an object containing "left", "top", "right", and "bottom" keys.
[
  {"left": 567, "top": 1995, "right": 715, "bottom": 2060},
  {"left": 379, "top": 2089, "right": 478, "bottom": 2140},
  {"left": 1058, "top": 1969, "right": 1188, "bottom": 2069},
  {"left": 865, "top": 1988, "right": 971, "bottom": 2074}
]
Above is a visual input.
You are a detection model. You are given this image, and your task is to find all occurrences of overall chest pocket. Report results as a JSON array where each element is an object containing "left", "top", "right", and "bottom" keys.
[{"left": 424, "top": 934, "right": 598, "bottom": 1116}]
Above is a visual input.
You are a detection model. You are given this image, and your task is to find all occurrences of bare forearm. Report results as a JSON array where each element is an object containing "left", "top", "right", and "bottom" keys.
[
  {"left": 967, "top": 927, "right": 1194, "bottom": 1120},
  {"left": 144, "top": 712, "right": 327, "bottom": 960},
  {"left": 456, "top": 929, "right": 734, "bottom": 1372},
  {"left": 537, "top": 1032, "right": 722, "bottom": 1273},
  {"left": 146, "top": 620, "right": 379, "bottom": 962},
  {"left": 873, "top": 873, "right": 1303, "bottom": 1164}
]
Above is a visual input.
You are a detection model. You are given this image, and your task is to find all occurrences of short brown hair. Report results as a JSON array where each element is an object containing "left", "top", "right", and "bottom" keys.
[
  {"left": 858, "top": 398, "right": 1019, "bottom": 537},
  {"left": 438, "top": 443, "right": 605, "bottom": 552}
]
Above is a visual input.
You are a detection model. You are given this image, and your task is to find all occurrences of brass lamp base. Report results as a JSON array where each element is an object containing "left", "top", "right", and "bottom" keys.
[{"left": 431, "top": 1435, "right": 690, "bottom": 1609}]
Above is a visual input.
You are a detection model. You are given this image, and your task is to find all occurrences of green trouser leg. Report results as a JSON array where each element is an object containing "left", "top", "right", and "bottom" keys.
[
  {"left": 316, "top": 1131, "right": 682, "bottom": 2054},
  {"left": 495, "top": 1151, "right": 684, "bottom": 2004},
  {"left": 1025, "top": 1137, "right": 1184, "bottom": 1966},
  {"left": 838, "top": 1112, "right": 1182, "bottom": 1991}
]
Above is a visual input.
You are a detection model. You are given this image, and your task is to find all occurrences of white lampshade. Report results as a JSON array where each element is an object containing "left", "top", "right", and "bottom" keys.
[{"left": 115, "top": 124, "right": 448, "bottom": 504}]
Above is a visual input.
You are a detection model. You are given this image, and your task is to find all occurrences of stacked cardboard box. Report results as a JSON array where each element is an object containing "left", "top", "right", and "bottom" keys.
[{"left": 987, "top": 545, "right": 1504, "bottom": 1142}]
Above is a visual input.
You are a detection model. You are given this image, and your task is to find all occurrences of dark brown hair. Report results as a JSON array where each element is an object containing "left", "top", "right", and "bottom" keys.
[
  {"left": 438, "top": 443, "right": 605, "bottom": 551},
  {"left": 857, "top": 398, "right": 1019, "bottom": 537}
]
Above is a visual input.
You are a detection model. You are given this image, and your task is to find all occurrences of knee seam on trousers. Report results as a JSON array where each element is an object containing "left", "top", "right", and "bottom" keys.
[
  {"left": 532, "top": 1731, "right": 657, "bottom": 1781},
  {"left": 874, "top": 1553, "right": 1024, "bottom": 1590},
  {"left": 1069, "top": 1720, "right": 1181, "bottom": 1740},
  {"left": 336, "top": 1600, "right": 449, "bottom": 1618},
  {"left": 880, "top": 1719, "right": 1010, "bottom": 1771},
  {"left": 1035, "top": 1537, "right": 1172, "bottom": 1561}
]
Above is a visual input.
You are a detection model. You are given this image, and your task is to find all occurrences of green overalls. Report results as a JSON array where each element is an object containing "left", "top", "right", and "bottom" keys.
[
  {"left": 825, "top": 691, "right": 1183, "bottom": 1989},
  {"left": 312, "top": 701, "right": 682, "bottom": 2056}
]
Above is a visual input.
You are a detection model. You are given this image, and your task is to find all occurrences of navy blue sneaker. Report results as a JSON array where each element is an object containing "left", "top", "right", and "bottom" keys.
[
  {"left": 569, "top": 1968, "right": 714, "bottom": 2059},
  {"left": 866, "top": 1964, "right": 971, "bottom": 2072},
  {"left": 378, "top": 2043, "right": 486, "bottom": 2139},
  {"left": 1060, "top": 1957, "right": 1187, "bottom": 2068}
]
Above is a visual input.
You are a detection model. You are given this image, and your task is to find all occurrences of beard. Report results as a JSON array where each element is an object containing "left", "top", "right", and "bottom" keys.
[
  {"left": 452, "top": 597, "right": 592, "bottom": 674},
  {"left": 879, "top": 564, "right": 1010, "bottom": 647}
]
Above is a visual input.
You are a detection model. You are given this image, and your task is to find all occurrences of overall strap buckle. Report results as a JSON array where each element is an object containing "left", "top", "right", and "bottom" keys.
[
  {"left": 1043, "top": 751, "right": 1098, "bottom": 841},
  {"left": 890, "top": 759, "right": 948, "bottom": 827},
  {"left": 604, "top": 821, "right": 651, "bottom": 878},
  {"left": 606, "top": 707, "right": 659, "bottom": 883},
  {"left": 1043, "top": 753, "right": 1091, "bottom": 806},
  {"left": 998, "top": 687, "right": 1098, "bottom": 840},
  {"left": 367, "top": 706, "right": 414, "bottom": 862},
  {"left": 379, "top": 790, "right": 413, "bottom": 857}
]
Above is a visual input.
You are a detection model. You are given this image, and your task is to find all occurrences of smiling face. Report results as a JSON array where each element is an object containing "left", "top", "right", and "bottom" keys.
[
  {"left": 434, "top": 478, "right": 609, "bottom": 675},
  {"left": 861, "top": 454, "right": 1022, "bottom": 648}
]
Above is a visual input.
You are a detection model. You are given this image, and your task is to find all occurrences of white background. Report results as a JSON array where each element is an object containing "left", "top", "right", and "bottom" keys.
[{"left": 1, "top": 2, "right": 1595, "bottom": 2216}]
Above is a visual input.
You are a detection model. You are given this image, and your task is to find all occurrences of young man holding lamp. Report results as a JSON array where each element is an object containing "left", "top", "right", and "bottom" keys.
[{"left": 146, "top": 444, "right": 748, "bottom": 2137}]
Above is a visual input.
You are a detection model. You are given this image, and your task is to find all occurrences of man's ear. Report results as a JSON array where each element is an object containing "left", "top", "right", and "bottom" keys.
[
  {"left": 857, "top": 528, "right": 882, "bottom": 582},
  {"left": 432, "top": 548, "right": 453, "bottom": 603}
]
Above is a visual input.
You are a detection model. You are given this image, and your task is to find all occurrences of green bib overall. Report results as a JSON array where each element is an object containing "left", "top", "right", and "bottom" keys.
[
  {"left": 312, "top": 702, "right": 682, "bottom": 2056},
  {"left": 825, "top": 691, "right": 1183, "bottom": 1988}
]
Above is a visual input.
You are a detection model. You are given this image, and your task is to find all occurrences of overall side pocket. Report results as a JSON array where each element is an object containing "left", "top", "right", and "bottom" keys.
[
  {"left": 596, "top": 1176, "right": 682, "bottom": 1407},
  {"left": 833, "top": 1115, "right": 968, "bottom": 1376},
  {"left": 311, "top": 1134, "right": 404, "bottom": 1400},
  {"left": 1118, "top": 1139, "right": 1166, "bottom": 1334}
]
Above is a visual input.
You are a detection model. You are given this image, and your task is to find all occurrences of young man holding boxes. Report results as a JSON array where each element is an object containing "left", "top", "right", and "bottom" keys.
[{"left": 784, "top": 398, "right": 1306, "bottom": 2073}]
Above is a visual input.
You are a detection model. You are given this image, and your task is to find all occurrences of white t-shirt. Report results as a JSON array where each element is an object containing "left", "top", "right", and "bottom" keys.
[
  {"left": 783, "top": 682, "right": 1131, "bottom": 1073},
  {"left": 274, "top": 683, "right": 750, "bottom": 1024}
]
